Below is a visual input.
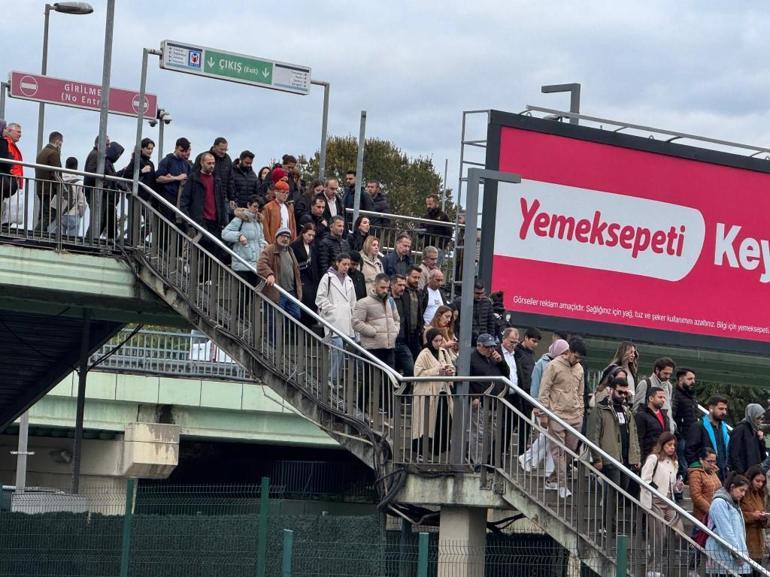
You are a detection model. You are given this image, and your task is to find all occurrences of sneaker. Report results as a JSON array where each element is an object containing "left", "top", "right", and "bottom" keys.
[
  {"left": 518, "top": 455, "right": 533, "bottom": 473},
  {"left": 545, "top": 481, "right": 559, "bottom": 491},
  {"left": 558, "top": 487, "right": 572, "bottom": 498},
  {"left": 646, "top": 572, "right": 662, "bottom": 577}
]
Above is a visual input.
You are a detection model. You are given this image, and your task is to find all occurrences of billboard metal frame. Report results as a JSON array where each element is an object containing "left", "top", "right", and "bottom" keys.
[{"left": 481, "top": 109, "right": 770, "bottom": 355}]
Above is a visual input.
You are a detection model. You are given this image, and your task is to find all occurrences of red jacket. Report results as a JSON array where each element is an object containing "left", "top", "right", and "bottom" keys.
[{"left": 5, "top": 137, "right": 22, "bottom": 188}]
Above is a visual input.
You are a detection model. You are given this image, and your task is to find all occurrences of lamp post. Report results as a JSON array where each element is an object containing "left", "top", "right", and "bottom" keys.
[
  {"left": 541, "top": 83, "right": 581, "bottom": 125},
  {"left": 36, "top": 2, "right": 94, "bottom": 153},
  {"left": 154, "top": 109, "right": 172, "bottom": 164}
]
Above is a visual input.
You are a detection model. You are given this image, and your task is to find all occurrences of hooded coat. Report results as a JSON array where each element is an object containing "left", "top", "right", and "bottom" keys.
[
  {"left": 221, "top": 208, "right": 267, "bottom": 271},
  {"left": 728, "top": 404, "right": 767, "bottom": 474},
  {"left": 705, "top": 488, "right": 751, "bottom": 575}
]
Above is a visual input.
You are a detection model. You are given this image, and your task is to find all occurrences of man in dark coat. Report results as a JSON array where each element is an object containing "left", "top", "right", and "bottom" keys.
[
  {"left": 195, "top": 137, "right": 234, "bottom": 206},
  {"left": 231, "top": 151, "right": 260, "bottom": 207},
  {"left": 728, "top": 403, "right": 767, "bottom": 474},
  {"left": 315, "top": 216, "right": 350, "bottom": 273},
  {"left": 686, "top": 395, "right": 730, "bottom": 480},
  {"left": 35, "top": 130, "right": 63, "bottom": 231},
  {"left": 179, "top": 152, "right": 229, "bottom": 265},
  {"left": 671, "top": 367, "right": 698, "bottom": 479},
  {"left": 634, "top": 386, "right": 671, "bottom": 462},
  {"left": 469, "top": 333, "right": 510, "bottom": 465},
  {"left": 451, "top": 279, "right": 497, "bottom": 345}
]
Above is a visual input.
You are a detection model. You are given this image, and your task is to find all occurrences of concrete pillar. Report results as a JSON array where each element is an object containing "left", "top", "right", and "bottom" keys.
[{"left": 438, "top": 506, "right": 487, "bottom": 577}]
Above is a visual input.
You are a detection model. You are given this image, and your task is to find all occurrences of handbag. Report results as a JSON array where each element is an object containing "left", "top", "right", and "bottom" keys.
[
  {"left": 648, "top": 456, "right": 659, "bottom": 490},
  {"left": 692, "top": 512, "right": 710, "bottom": 547}
]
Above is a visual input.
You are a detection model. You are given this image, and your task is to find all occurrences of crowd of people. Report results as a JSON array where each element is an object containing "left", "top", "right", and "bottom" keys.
[{"left": 4, "top": 122, "right": 770, "bottom": 574}]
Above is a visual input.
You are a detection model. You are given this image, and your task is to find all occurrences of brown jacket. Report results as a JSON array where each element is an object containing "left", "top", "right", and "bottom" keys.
[
  {"left": 262, "top": 200, "right": 297, "bottom": 244},
  {"left": 537, "top": 355, "right": 584, "bottom": 421},
  {"left": 688, "top": 466, "right": 722, "bottom": 523},
  {"left": 740, "top": 487, "right": 768, "bottom": 561},
  {"left": 256, "top": 243, "right": 302, "bottom": 303}
]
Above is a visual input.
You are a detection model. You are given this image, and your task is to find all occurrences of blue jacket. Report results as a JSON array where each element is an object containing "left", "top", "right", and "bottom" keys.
[
  {"left": 221, "top": 208, "right": 266, "bottom": 271},
  {"left": 530, "top": 353, "right": 552, "bottom": 400},
  {"left": 705, "top": 488, "right": 750, "bottom": 574}
]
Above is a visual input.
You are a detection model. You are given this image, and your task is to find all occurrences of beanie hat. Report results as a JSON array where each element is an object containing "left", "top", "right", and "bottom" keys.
[
  {"left": 274, "top": 180, "right": 290, "bottom": 192},
  {"left": 271, "top": 167, "right": 287, "bottom": 184}
]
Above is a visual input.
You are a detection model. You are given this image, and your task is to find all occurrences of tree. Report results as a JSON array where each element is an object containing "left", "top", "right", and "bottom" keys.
[{"left": 303, "top": 136, "right": 455, "bottom": 219}]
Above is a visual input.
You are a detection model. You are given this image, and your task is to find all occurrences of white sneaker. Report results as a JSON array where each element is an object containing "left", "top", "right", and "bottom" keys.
[
  {"left": 545, "top": 481, "right": 559, "bottom": 491},
  {"left": 646, "top": 571, "right": 662, "bottom": 577},
  {"left": 558, "top": 487, "right": 572, "bottom": 498},
  {"left": 518, "top": 455, "right": 533, "bottom": 472}
]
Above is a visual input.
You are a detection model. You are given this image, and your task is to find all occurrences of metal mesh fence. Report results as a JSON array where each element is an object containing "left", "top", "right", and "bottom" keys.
[{"left": 0, "top": 483, "right": 613, "bottom": 577}]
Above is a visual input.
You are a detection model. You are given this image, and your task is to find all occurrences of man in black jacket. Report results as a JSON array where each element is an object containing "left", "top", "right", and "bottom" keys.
[
  {"left": 423, "top": 193, "right": 452, "bottom": 250},
  {"left": 399, "top": 266, "right": 426, "bottom": 359},
  {"left": 195, "top": 137, "right": 234, "bottom": 206},
  {"left": 634, "top": 386, "right": 670, "bottom": 462},
  {"left": 728, "top": 403, "right": 766, "bottom": 474},
  {"left": 452, "top": 279, "right": 497, "bottom": 345},
  {"left": 315, "top": 216, "right": 350, "bottom": 273},
  {"left": 179, "top": 152, "right": 229, "bottom": 266},
  {"left": 390, "top": 274, "right": 414, "bottom": 377},
  {"left": 469, "top": 333, "right": 510, "bottom": 465},
  {"left": 231, "top": 151, "right": 259, "bottom": 207},
  {"left": 685, "top": 395, "right": 730, "bottom": 480},
  {"left": 671, "top": 367, "right": 698, "bottom": 480}
]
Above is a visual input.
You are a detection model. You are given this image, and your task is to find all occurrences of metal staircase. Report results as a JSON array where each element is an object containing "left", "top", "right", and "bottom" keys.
[{"left": 0, "top": 161, "right": 765, "bottom": 577}]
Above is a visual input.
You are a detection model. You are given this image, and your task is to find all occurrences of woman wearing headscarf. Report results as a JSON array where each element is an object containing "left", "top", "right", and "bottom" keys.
[
  {"left": 729, "top": 403, "right": 767, "bottom": 475},
  {"left": 412, "top": 328, "right": 455, "bottom": 459}
]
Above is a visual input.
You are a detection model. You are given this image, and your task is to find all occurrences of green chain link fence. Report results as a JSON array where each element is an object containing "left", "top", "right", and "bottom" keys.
[{"left": 0, "top": 479, "right": 611, "bottom": 577}]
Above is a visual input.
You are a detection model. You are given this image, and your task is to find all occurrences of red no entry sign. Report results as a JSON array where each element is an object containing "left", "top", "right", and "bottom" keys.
[{"left": 9, "top": 71, "right": 158, "bottom": 118}]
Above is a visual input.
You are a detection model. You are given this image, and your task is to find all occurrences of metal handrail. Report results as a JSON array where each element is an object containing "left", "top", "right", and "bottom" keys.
[
  {"left": 344, "top": 208, "right": 466, "bottom": 230},
  {"left": 524, "top": 105, "right": 770, "bottom": 157},
  {"left": 399, "top": 374, "right": 767, "bottom": 576},
  {"left": 0, "top": 158, "right": 400, "bottom": 383}
]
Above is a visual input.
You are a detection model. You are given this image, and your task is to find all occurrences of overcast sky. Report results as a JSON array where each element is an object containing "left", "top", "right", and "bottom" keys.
[{"left": 3, "top": 0, "right": 770, "bottom": 201}]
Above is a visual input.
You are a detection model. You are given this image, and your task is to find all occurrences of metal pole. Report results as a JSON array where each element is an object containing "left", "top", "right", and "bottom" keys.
[
  {"left": 311, "top": 80, "right": 329, "bottom": 180},
  {"left": 157, "top": 118, "right": 164, "bottom": 165},
  {"left": 615, "top": 534, "right": 627, "bottom": 577},
  {"left": 92, "top": 0, "right": 115, "bottom": 241},
  {"left": 0, "top": 82, "right": 7, "bottom": 118},
  {"left": 541, "top": 82, "right": 581, "bottom": 125},
  {"left": 352, "top": 110, "right": 366, "bottom": 226},
  {"left": 119, "top": 478, "right": 136, "bottom": 577},
  {"left": 256, "top": 476, "right": 270, "bottom": 577},
  {"left": 416, "top": 532, "right": 429, "bottom": 577},
  {"left": 71, "top": 310, "right": 91, "bottom": 494},
  {"left": 36, "top": 4, "right": 52, "bottom": 155},
  {"left": 13, "top": 411, "right": 31, "bottom": 494},
  {"left": 441, "top": 157, "right": 448, "bottom": 211},
  {"left": 281, "top": 529, "right": 294, "bottom": 577},
  {"left": 132, "top": 48, "right": 151, "bottom": 197}
]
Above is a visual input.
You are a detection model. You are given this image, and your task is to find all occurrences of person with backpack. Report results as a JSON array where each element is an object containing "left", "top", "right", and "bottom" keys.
[
  {"left": 632, "top": 357, "right": 676, "bottom": 434},
  {"left": 221, "top": 195, "right": 266, "bottom": 285}
]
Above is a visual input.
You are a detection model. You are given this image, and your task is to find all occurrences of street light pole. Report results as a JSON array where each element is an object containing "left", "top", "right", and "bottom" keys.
[
  {"left": 36, "top": 2, "right": 94, "bottom": 154},
  {"left": 311, "top": 79, "right": 330, "bottom": 180},
  {"left": 92, "top": 0, "right": 115, "bottom": 241},
  {"left": 541, "top": 83, "right": 581, "bottom": 125}
]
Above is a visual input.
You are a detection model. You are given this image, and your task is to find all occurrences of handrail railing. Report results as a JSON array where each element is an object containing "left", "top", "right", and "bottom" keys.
[{"left": 397, "top": 374, "right": 766, "bottom": 577}]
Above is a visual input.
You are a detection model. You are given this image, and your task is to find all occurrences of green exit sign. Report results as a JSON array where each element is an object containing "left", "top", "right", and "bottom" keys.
[
  {"left": 160, "top": 41, "right": 312, "bottom": 95},
  {"left": 204, "top": 49, "right": 273, "bottom": 85}
]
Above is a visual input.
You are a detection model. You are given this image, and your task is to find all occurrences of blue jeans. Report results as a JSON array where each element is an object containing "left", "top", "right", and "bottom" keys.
[
  {"left": 677, "top": 437, "right": 688, "bottom": 480},
  {"left": 279, "top": 292, "right": 301, "bottom": 320},
  {"left": 329, "top": 335, "right": 344, "bottom": 386}
]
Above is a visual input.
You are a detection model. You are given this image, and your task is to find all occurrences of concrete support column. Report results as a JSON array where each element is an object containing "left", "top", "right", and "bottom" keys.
[{"left": 438, "top": 506, "right": 487, "bottom": 577}]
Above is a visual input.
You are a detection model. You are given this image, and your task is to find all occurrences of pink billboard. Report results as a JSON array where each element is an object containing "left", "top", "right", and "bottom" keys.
[{"left": 486, "top": 111, "right": 770, "bottom": 352}]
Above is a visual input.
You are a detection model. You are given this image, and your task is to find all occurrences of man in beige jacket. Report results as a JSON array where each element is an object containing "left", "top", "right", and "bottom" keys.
[
  {"left": 537, "top": 337, "right": 587, "bottom": 498},
  {"left": 352, "top": 273, "right": 400, "bottom": 415}
]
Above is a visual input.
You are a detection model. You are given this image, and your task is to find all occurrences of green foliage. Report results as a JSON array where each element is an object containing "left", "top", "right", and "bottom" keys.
[
  {"left": 696, "top": 383, "right": 768, "bottom": 427},
  {"left": 303, "top": 136, "right": 455, "bottom": 219}
]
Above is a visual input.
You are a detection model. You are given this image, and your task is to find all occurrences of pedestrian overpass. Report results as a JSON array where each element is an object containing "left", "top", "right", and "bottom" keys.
[{"left": 0, "top": 161, "right": 763, "bottom": 577}]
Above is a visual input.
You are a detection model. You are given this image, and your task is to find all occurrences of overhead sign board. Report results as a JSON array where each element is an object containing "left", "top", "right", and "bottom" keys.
[
  {"left": 160, "top": 40, "right": 311, "bottom": 95},
  {"left": 8, "top": 71, "right": 158, "bottom": 118},
  {"left": 484, "top": 111, "right": 770, "bottom": 354}
]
